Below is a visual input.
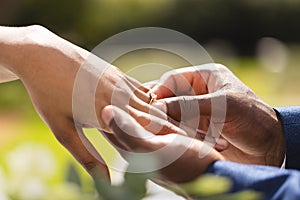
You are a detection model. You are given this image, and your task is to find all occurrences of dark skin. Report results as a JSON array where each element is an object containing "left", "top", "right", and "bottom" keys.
[
  {"left": 150, "top": 64, "right": 285, "bottom": 167},
  {"left": 101, "top": 64, "right": 286, "bottom": 185}
]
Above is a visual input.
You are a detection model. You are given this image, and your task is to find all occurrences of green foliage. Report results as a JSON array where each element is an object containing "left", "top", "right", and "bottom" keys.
[
  {"left": 65, "top": 162, "right": 83, "bottom": 189},
  {"left": 205, "top": 190, "right": 263, "bottom": 200},
  {"left": 2, "top": 0, "right": 300, "bottom": 53},
  {"left": 123, "top": 172, "right": 150, "bottom": 198},
  {"left": 165, "top": 174, "right": 262, "bottom": 200},
  {"left": 172, "top": 174, "right": 232, "bottom": 196},
  {"left": 93, "top": 172, "right": 150, "bottom": 200},
  {"left": 91, "top": 170, "right": 262, "bottom": 200},
  {"left": 83, "top": 154, "right": 262, "bottom": 200},
  {"left": 0, "top": 81, "right": 32, "bottom": 113},
  {"left": 92, "top": 155, "right": 156, "bottom": 200}
]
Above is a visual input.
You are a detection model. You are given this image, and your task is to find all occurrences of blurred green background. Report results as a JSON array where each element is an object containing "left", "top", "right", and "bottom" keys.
[{"left": 0, "top": 0, "right": 300, "bottom": 199}]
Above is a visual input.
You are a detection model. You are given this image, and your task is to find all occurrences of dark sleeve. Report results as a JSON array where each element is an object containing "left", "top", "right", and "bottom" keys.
[
  {"left": 205, "top": 106, "right": 300, "bottom": 200},
  {"left": 274, "top": 106, "right": 300, "bottom": 170},
  {"left": 207, "top": 161, "right": 300, "bottom": 200}
]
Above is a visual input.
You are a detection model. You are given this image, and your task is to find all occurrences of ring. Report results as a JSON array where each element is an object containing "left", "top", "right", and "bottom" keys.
[{"left": 148, "top": 93, "right": 157, "bottom": 104}]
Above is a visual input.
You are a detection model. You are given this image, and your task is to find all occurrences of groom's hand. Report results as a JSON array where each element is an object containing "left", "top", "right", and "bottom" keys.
[{"left": 150, "top": 64, "right": 285, "bottom": 167}]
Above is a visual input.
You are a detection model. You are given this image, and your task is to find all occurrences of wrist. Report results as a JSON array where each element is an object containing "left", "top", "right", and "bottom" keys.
[
  {"left": 0, "top": 25, "right": 39, "bottom": 73},
  {"left": 0, "top": 25, "right": 87, "bottom": 83}
]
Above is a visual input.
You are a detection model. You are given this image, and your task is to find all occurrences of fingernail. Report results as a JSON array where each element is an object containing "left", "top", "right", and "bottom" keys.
[
  {"left": 216, "top": 138, "right": 229, "bottom": 149},
  {"left": 102, "top": 106, "right": 114, "bottom": 125},
  {"left": 152, "top": 100, "right": 167, "bottom": 113}
]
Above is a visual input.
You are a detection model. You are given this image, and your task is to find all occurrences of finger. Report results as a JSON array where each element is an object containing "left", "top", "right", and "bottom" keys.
[
  {"left": 149, "top": 71, "right": 178, "bottom": 99},
  {"left": 126, "top": 75, "right": 150, "bottom": 93},
  {"left": 126, "top": 79, "right": 170, "bottom": 122},
  {"left": 150, "top": 69, "right": 198, "bottom": 99},
  {"left": 150, "top": 68, "right": 208, "bottom": 99},
  {"left": 129, "top": 95, "right": 169, "bottom": 121},
  {"left": 109, "top": 77, "right": 152, "bottom": 112},
  {"left": 129, "top": 96, "right": 185, "bottom": 136},
  {"left": 102, "top": 105, "right": 155, "bottom": 151},
  {"left": 110, "top": 75, "right": 149, "bottom": 107},
  {"left": 214, "top": 137, "right": 229, "bottom": 152},
  {"left": 152, "top": 100, "right": 204, "bottom": 138},
  {"left": 197, "top": 116, "right": 210, "bottom": 136},
  {"left": 152, "top": 93, "right": 227, "bottom": 141},
  {"left": 128, "top": 104, "right": 197, "bottom": 138},
  {"left": 111, "top": 75, "right": 168, "bottom": 121},
  {"left": 123, "top": 77, "right": 150, "bottom": 103},
  {"left": 152, "top": 96, "right": 201, "bottom": 124},
  {"left": 52, "top": 118, "right": 109, "bottom": 179},
  {"left": 155, "top": 93, "right": 226, "bottom": 122},
  {"left": 126, "top": 105, "right": 187, "bottom": 136},
  {"left": 150, "top": 84, "right": 174, "bottom": 100},
  {"left": 109, "top": 81, "right": 168, "bottom": 125}
]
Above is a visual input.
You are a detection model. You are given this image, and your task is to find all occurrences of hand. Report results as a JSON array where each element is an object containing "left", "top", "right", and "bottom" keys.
[
  {"left": 101, "top": 105, "right": 223, "bottom": 183},
  {"left": 150, "top": 63, "right": 285, "bottom": 167},
  {"left": 0, "top": 25, "right": 163, "bottom": 178}
]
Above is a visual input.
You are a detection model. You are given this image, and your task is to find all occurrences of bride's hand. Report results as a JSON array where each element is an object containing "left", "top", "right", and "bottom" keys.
[{"left": 0, "top": 25, "right": 164, "bottom": 179}]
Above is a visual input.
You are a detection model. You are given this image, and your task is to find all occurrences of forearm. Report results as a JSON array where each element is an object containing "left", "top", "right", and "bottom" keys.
[
  {"left": 0, "top": 26, "right": 31, "bottom": 73},
  {"left": 0, "top": 25, "right": 88, "bottom": 82},
  {"left": 0, "top": 26, "right": 28, "bottom": 82}
]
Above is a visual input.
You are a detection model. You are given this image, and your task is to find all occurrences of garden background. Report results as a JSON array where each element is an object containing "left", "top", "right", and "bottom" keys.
[{"left": 0, "top": 0, "right": 300, "bottom": 199}]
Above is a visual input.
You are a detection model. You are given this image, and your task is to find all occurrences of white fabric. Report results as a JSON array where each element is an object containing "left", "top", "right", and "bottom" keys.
[{"left": 280, "top": 154, "right": 286, "bottom": 169}]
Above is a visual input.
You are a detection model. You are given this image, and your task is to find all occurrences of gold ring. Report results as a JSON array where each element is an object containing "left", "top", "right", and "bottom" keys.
[{"left": 149, "top": 93, "right": 157, "bottom": 104}]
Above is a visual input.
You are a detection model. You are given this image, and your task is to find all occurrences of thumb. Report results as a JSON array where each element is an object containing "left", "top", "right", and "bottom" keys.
[
  {"left": 152, "top": 95, "right": 211, "bottom": 123},
  {"left": 149, "top": 84, "right": 174, "bottom": 100},
  {"left": 102, "top": 105, "right": 154, "bottom": 151},
  {"left": 152, "top": 92, "right": 227, "bottom": 140},
  {"left": 153, "top": 93, "right": 226, "bottom": 121}
]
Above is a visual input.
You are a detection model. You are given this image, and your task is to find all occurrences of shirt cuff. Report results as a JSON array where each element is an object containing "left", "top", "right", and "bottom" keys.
[
  {"left": 274, "top": 106, "right": 300, "bottom": 170},
  {"left": 280, "top": 155, "right": 286, "bottom": 169}
]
